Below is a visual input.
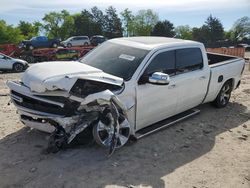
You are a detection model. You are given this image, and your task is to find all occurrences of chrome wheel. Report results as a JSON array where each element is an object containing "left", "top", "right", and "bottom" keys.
[
  {"left": 52, "top": 43, "right": 58, "bottom": 48},
  {"left": 219, "top": 84, "right": 231, "bottom": 105},
  {"left": 29, "top": 45, "right": 34, "bottom": 50},
  {"left": 93, "top": 113, "right": 130, "bottom": 148},
  {"left": 213, "top": 80, "right": 232, "bottom": 108},
  {"left": 13, "top": 63, "right": 24, "bottom": 72}
]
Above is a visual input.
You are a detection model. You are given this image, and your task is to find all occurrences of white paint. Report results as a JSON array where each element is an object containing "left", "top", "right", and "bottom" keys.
[
  {"left": 0, "top": 53, "right": 28, "bottom": 70},
  {"left": 8, "top": 37, "right": 245, "bottom": 135}
]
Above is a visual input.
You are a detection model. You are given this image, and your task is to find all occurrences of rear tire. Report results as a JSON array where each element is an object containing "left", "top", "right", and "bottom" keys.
[
  {"left": 213, "top": 80, "right": 233, "bottom": 108},
  {"left": 13, "top": 63, "right": 24, "bottom": 72},
  {"left": 84, "top": 42, "right": 88, "bottom": 46},
  {"left": 52, "top": 43, "right": 58, "bottom": 48},
  {"left": 28, "top": 45, "right": 34, "bottom": 50}
]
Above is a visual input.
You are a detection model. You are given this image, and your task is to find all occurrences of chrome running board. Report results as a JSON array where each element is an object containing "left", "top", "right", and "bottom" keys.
[{"left": 135, "top": 109, "right": 200, "bottom": 139}]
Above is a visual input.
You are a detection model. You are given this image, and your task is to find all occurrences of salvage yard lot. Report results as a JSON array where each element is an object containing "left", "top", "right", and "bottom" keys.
[{"left": 0, "top": 64, "right": 250, "bottom": 188}]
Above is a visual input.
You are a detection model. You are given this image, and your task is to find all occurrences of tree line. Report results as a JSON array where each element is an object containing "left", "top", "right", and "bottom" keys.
[{"left": 0, "top": 6, "right": 249, "bottom": 45}]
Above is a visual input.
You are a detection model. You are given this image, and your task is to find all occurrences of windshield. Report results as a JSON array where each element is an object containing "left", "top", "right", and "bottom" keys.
[
  {"left": 80, "top": 42, "right": 149, "bottom": 81},
  {"left": 65, "top": 37, "right": 73, "bottom": 41}
]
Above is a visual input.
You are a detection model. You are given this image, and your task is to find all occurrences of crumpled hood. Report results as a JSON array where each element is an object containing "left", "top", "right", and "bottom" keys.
[{"left": 22, "top": 61, "right": 123, "bottom": 93}]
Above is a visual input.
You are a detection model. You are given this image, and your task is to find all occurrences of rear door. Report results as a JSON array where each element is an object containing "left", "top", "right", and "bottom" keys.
[
  {"left": 174, "top": 48, "right": 210, "bottom": 113},
  {"left": 71, "top": 37, "right": 78, "bottom": 46},
  {"left": 136, "top": 50, "right": 178, "bottom": 130}
]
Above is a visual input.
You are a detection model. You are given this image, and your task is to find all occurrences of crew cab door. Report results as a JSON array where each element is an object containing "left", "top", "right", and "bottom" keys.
[
  {"left": 136, "top": 50, "right": 178, "bottom": 130},
  {"left": 174, "top": 48, "right": 210, "bottom": 113}
]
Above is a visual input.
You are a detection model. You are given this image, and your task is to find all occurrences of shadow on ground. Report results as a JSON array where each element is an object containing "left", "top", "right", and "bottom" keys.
[{"left": 0, "top": 102, "right": 249, "bottom": 188}]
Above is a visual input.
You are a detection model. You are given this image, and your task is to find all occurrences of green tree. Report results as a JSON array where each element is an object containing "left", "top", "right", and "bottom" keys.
[
  {"left": 0, "top": 20, "right": 24, "bottom": 44},
  {"left": 175, "top": 25, "right": 192, "bottom": 39},
  {"left": 103, "top": 6, "right": 123, "bottom": 38},
  {"left": 17, "top": 21, "right": 40, "bottom": 39},
  {"left": 192, "top": 26, "right": 209, "bottom": 43},
  {"left": 204, "top": 15, "right": 224, "bottom": 42},
  {"left": 151, "top": 20, "right": 175, "bottom": 37},
  {"left": 73, "top": 10, "right": 102, "bottom": 37},
  {"left": 91, "top": 6, "right": 104, "bottom": 34},
  {"left": 133, "top": 9, "right": 159, "bottom": 36},
  {"left": 120, "top": 8, "right": 135, "bottom": 37},
  {"left": 192, "top": 15, "right": 224, "bottom": 43},
  {"left": 42, "top": 10, "right": 74, "bottom": 39},
  {"left": 231, "top": 16, "right": 250, "bottom": 41}
]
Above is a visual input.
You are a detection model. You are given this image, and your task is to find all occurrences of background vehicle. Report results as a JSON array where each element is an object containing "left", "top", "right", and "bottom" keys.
[
  {"left": 90, "top": 35, "right": 106, "bottom": 46},
  {"left": 61, "top": 36, "right": 90, "bottom": 47},
  {"left": 52, "top": 48, "right": 80, "bottom": 60},
  {"left": 0, "top": 53, "right": 28, "bottom": 72},
  {"left": 7, "top": 37, "right": 245, "bottom": 153},
  {"left": 19, "top": 36, "right": 61, "bottom": 50}
]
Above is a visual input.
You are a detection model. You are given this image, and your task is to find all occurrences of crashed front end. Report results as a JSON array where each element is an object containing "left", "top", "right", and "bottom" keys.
[{"left": 7, "top": 62, "right": 130, "bottom": 154}]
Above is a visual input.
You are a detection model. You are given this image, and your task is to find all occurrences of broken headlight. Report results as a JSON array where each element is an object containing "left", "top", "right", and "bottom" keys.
[{"left": 70, "top": 79, "right": 123, "bottom": 98}]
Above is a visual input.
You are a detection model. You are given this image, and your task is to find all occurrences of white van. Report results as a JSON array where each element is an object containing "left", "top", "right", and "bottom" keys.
[{"left": 61, "top": 36, "right": 90, "bottom": 47}]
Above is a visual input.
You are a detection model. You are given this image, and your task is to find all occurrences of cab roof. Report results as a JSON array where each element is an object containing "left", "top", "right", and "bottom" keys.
[{"left": 110, "top": 36, "right": 202, "bottom": 50}]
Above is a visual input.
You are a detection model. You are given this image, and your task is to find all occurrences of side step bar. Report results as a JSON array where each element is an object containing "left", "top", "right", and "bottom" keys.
[{"left": 135, "top": 109, "right": 200, "bottom": 139}]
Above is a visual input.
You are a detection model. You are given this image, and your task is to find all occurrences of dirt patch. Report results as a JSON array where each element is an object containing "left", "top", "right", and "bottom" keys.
[{"left": 0, "top": 65, "right": 249, "bottom": 188}]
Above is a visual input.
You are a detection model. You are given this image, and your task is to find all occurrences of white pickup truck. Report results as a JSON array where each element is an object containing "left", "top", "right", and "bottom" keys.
[{"left": 7, "top": 37, "right": 245, "bottom": 153}]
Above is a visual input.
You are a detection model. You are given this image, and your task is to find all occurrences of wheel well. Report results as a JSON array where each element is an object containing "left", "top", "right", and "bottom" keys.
[
  {"left": 225, "top": 78, "right": 234, "bottom": 88},
  {"left": 12, "top": 62, "right": 19, "bottom": 68},
  {"left": 12, "top": 62, "right": 23, "bottom": 70}
]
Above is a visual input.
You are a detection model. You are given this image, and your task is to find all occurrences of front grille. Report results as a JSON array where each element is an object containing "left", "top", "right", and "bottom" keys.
[{"left": 11, "top": 90, "right": 80, "bottom": 116}]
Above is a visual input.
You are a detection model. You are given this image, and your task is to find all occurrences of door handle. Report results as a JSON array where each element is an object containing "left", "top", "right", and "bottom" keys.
[
  {"left": 168, "top": 84, "right": 176, "bottom": 89},
  {"left": 199, "top": 76, "right": 206, "bottom": 80}
]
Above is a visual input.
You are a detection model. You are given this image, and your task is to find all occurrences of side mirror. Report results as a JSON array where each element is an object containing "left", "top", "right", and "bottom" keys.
[{"left": 148, "top": 72, "right": 170, "bottom": 85}]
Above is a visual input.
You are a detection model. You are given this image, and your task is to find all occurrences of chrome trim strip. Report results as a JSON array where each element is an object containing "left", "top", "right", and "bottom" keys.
[
  {"left": 19, "top": 93, "right": 65, "bottom": 108},
  {"left": 7, "top": 81, "right": 66, "bottom": 107},
  {"left": 10, "top": 94, "right": 23, "bottom": 103}
]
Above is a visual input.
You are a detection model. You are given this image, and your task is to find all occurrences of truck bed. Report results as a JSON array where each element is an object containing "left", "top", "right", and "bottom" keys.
[
  {"left": 203, "top": 52, "right": 245, "bottom": 104},
  {"left": 207, "top": 52, "right": 238, "bottom": 66}
]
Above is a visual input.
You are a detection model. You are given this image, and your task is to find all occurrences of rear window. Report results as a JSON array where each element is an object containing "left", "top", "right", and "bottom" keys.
[{"left": 176, "top": 48, "right": 203, "bottom": 73}]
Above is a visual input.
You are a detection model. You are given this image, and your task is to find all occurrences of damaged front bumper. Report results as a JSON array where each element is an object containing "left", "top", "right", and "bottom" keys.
[{"left": 7, "top": 80, "right": 131, "bottom": 154}]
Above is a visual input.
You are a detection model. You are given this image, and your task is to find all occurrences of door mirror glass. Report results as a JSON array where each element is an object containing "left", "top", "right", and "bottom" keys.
[{"left": 148, "top": 72, "right": 170, "bottom": 85}]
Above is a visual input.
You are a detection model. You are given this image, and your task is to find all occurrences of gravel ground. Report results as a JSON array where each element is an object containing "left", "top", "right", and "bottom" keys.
[{"left": 0, "top": 63, "right": 249, "bottom": 188}]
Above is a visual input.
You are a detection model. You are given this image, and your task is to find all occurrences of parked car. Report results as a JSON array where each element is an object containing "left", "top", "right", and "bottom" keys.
[
  {"left": 52, "top": 49, "right": 80, "bottom": 60},
  {"left": 90, "top": 35, "right": 106, "bottom": 46},
  {"left": 19, "top": 36, "right": 61, "bottom": 50},
  {"left": 7, "top": 37, "right": 245, "bottom": 153},
  {"left": 0, "top": 53, "right": 28, "bottom": 72},
  {"left": 61, "top": 36, "right": 90, "bottom": 47}
]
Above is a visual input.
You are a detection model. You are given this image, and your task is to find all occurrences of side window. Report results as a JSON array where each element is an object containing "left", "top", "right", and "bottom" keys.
[
  {"left": 146, "top": 50, "right": 175, "bottom": 76},
  {"left": 176, "top": 48, "right": 203, "bottom": 74}
]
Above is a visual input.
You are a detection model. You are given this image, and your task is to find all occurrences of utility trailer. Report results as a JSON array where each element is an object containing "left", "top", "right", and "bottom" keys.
[{"left": 0, "top": 44, "right": 95, "bottom": 63}]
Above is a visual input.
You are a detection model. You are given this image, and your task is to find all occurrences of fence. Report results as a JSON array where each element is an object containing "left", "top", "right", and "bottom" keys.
[{"left": 206, "top": 48, "right": 245, "bottom": 58}]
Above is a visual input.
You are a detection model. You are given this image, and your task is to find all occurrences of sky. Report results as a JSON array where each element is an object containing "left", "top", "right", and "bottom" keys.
[{"left": 0, "top": 0, "right": 249, "bottom": 30}]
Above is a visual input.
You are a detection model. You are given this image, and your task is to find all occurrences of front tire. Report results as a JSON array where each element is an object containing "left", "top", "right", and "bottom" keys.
[
  {"left": 93, "top": 113, "right": 131, "bottom": 149},
  {"left": 67, "top": 43, "right": 72, "bottom": 48},
  {"left": 52, "top": 43, "right": 58, "bottom": 48},
  {"left": 28, "top": 45, "right": 34, "bottom": 50},
  {"left": 13, "top": 63, "right": 24, "bottom": 72},
  {"left": 213, "top": 80, "right": 233, "bottom": 108}
]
